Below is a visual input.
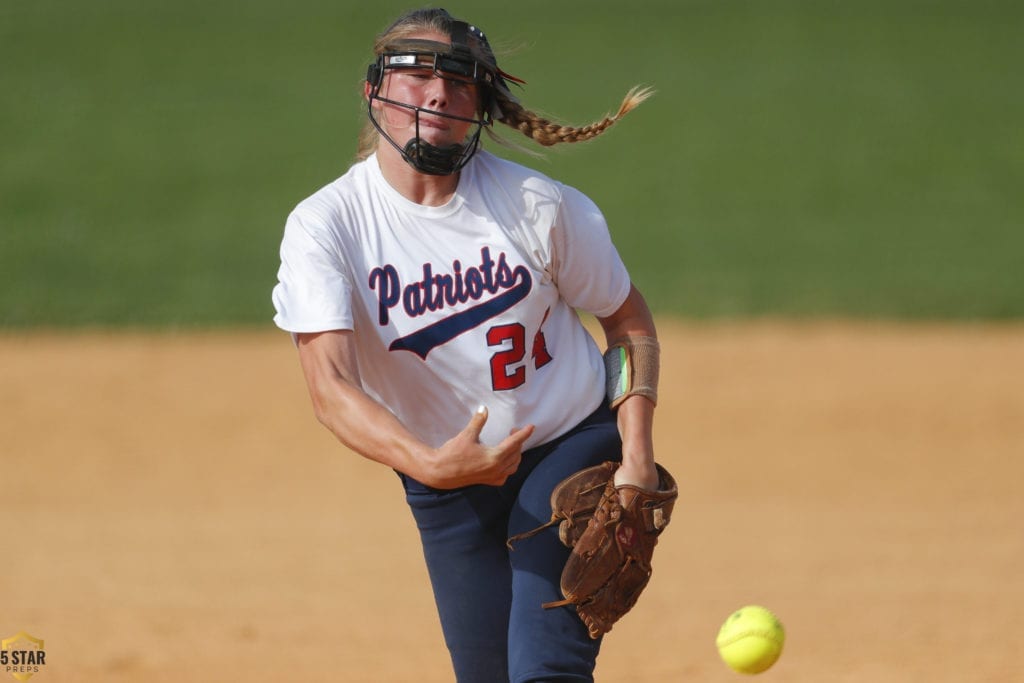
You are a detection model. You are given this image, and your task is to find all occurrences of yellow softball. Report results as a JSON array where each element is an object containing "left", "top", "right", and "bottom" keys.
[{"left": 715, "top": 605, "right": 785, "bottom": 674}]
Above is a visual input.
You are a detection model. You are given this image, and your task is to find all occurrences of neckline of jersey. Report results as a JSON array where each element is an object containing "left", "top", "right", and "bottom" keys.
[{"left": 368, "top": 153, "right": 468, "bottom": 219}]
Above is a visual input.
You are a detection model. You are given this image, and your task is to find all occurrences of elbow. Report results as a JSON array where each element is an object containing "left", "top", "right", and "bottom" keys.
[
  {"left": 305, "top": 382, "right": 336, "bottom": 431},
  {"left": 310, "top": 401, "right": 332, "bottom": 429}
]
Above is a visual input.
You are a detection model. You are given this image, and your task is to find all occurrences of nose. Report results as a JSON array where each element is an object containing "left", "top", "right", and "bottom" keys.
[{"left": 426, "top": 76, "right": 452, "bottom": 110}]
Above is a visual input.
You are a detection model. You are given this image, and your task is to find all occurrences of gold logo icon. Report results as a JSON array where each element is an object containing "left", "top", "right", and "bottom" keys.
[{"left": 0, "top": 633, "right": 46, "bottom": 682}]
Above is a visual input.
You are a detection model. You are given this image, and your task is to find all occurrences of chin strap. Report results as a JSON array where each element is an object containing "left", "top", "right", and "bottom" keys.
[{"left": 401, "top": 133, "right": 479, "bottom": 176}]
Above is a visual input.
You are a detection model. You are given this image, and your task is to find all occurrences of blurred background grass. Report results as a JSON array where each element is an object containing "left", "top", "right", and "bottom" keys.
[{"left": 2, "top": 0, "right": 1021, "bottom": 327}]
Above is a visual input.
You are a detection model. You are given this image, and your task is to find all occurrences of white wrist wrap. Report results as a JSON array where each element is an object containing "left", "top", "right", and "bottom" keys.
[{"left": 603, "top": 336, "right": 660, "bottom": 409}]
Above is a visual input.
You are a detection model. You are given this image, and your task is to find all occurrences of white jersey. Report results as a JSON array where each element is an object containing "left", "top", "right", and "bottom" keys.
[{"left": 272, "top": 150, "right": 631, "bottom": 450}]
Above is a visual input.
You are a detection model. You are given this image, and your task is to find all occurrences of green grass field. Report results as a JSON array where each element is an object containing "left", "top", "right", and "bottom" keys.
[{"left": 2, "top": 0, "right": 1021, "bottom": 327}]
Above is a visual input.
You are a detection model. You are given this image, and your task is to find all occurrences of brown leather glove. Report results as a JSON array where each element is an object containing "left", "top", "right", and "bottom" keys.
[{"left": 508, "top": 461, "right": 678, "bottom": 639}]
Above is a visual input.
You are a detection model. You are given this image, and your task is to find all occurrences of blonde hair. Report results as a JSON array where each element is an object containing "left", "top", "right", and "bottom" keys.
[
  {"left": 493, "top": 86, "right": 653, "bottom": 147},
  {"left": 356, "top": 9, "right": 651, "bottom": 161}
]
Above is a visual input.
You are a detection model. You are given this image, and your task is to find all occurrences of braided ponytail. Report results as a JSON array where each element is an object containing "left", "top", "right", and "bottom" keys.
[{"left": 494, "top": 86, "right": 654, "bottom": 147}]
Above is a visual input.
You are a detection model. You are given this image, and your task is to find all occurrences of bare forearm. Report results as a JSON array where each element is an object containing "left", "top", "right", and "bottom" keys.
[
  {"left": 296, "top": 331, "right": 533, "bottom": 489},
  {"left": 616, "top": 394, "right": 655, "bottom": 465},
  {"left": 306, "top": 372, "right": 430, "bottom": 477},
  {"left": 296, "top": 331, "right": 431, "bottom": 479},
  {"left": 308, "top": 376, "right": 534, "bottom": 489}
]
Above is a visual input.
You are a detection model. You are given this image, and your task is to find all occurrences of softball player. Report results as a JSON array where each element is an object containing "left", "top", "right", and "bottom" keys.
[{"left": 272, "top": 8, "right": 661, "bottom": 682}]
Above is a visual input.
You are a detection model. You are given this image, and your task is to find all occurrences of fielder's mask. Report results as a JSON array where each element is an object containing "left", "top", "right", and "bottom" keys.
[{"left": 365, "top": 12, "right": 523, "bottom": 176}]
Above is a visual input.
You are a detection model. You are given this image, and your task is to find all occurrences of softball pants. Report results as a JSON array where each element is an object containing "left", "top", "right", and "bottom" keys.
[{"left": 398, "top": 403, "right": 622, "bottom": 683}]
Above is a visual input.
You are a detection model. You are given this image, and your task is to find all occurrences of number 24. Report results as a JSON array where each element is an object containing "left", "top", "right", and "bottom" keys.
[{"left": 487, "top": 321, "right": 553, "bottom": 391}]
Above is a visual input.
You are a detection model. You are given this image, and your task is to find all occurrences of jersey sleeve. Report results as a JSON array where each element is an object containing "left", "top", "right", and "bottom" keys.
[
  {"left": 272, "top": 209, "right": 354, "bottom": 333},
  {"left": 550, "top": 185, "right": 632, "bottom": 318}
]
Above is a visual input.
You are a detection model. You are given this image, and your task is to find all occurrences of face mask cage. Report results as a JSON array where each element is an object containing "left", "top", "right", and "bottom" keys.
[{"left": 365, "top": 32, "right": 502, "bottom": 176}]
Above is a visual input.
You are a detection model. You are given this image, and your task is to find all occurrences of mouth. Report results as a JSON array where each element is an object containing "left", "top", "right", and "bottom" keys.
[{"left": 417, "top": 113, "right": 450, "bottom": 131}]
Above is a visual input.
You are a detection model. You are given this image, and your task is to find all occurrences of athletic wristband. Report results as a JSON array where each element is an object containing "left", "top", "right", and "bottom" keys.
[{"left": 603, "top": 336, "right": 660, "bottom": 409}]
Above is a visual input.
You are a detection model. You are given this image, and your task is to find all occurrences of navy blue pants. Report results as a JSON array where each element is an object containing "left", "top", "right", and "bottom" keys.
[{"left": 399, "top": 403, "right": 622, "bottom": 683}]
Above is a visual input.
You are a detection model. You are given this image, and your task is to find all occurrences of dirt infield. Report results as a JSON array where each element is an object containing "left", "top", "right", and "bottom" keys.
[{"left": 2, "top": 321, "right": 1021, "bottom": 682}]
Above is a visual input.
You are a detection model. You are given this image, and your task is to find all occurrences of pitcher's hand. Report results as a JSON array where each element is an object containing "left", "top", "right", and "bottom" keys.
[{"left": 420, "top": 406, "right": 534, "bottom": 489}]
